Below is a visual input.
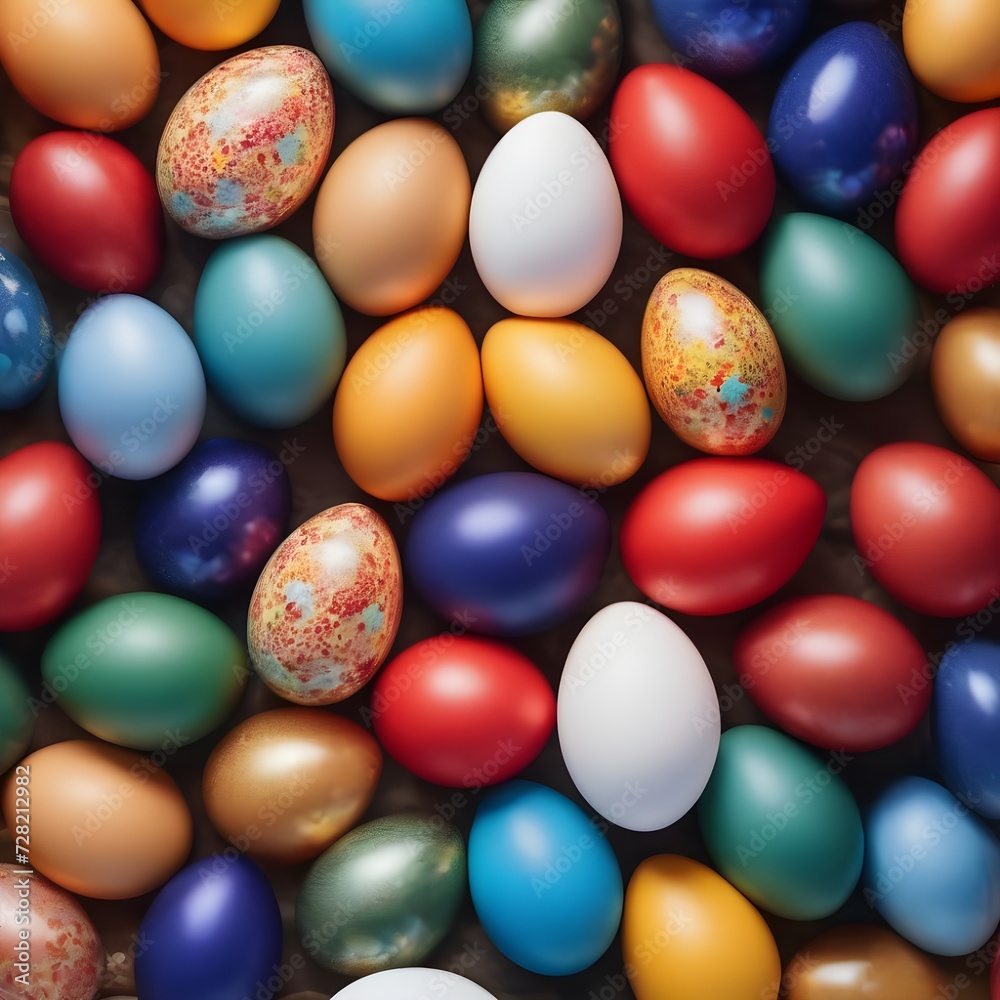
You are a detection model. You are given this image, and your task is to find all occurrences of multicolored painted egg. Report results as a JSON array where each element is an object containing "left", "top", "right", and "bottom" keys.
[
  {"left": 157, "top": 46, "right": 334, "bottom": 239},
  {"left": 140, "top": 0, "right": 281, "bottom": 50},
  {"left": 0, "top": 655, "right": 32, "bottom": 774},
  {"left": 248, "top": 504, "right": 403, "bottom": 705},
  {"left": 641, "top": 268, "right": 785, "bottom": 454},
  {"left": 0, "top": 249, "right": 53, "bottom": 409}
]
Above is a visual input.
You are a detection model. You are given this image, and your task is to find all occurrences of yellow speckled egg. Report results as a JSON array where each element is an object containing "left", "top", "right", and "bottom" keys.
[
  {"left": 248, "top": 504, "right": 402, "bottom": 706},
  {"left": 623, "top": 854, "right": 780, "bottom": 1000},
  {"left": 333, "top": 307, "right": 483, "bottom": 502},
  {"left": 482, "top": 318, "right": 650, "bottom": 487},
  {"left": 157, "top": 46, "right": 334, "bottom": 238},
  {"left": 642, "top": 268, "right": 786, "bottom": 455},
  {"left": 140, "top": 0, "right": 281, "bottom": 50}
]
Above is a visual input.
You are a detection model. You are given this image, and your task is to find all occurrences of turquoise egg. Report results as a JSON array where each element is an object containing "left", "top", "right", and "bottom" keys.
[
  {"left": 0, "top": 248, "right": 53, "bottom": 409},
  {"left": 0, "top": 654, "right": 33, "bottom": 772}
]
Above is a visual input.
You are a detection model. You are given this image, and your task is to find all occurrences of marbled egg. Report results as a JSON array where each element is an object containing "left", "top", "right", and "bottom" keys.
[
  {"left": 248, "top": 504, "right": 402, "bottom": 705},
  {"left": 157, "top": 46, "right": 334, "bottom": 239},
  {"left": 0, "top": 248, "right": 53, "bottom": 409},
  {"left": 642, "top": 268, "right": 786, "bottom": 455}
]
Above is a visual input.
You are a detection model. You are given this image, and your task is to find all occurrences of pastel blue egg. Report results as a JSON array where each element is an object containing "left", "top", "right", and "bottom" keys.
[
  {"left": 0, "top": 248, "right": 54, "bottom": 408},
  {"left": 58, "top": 294, "right": 206, "bottom": 480},
  {"left": 933, "top": 640, "right": 1000, "bottom": 819},
  {"left": 767, "top": 21, "right": 918, "bottom": 214},
  {"left": 404, "top": 471, "right": 611, "bottom": 636},
  {"left": 862, "top": 776, "right": 1000, "bottom": 956},
  {"left": 194, "top": 235, "right": 346, "bottom": 428},
  {"left": 468, "top": 780, "right": 623, "bottom": 975},
  {"left": 303, "top": 0, "right": 472, "bottom": 113}
]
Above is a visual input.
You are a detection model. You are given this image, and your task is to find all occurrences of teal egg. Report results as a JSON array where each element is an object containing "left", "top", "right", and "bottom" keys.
[
  {"left": 41, "top": 592, "right": 247, "bottom": 750},
  {"left": 0, "top": 654, "right": 33, "bottom": 772},
  {"left": 194, "top": 235, "right": 347, "bottom": 428},
  {"left": 758, "top": 212, "right": 920, "bottom": 400},
  {"left": 697, "top": 725, "right": 864, "bottom": 920}
]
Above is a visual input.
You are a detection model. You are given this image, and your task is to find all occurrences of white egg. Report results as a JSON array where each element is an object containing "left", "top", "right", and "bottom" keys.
[
  {"left": 557, "top": 601, "right": 720, "bottom": 832},
  {"left": 469, "top": 111, "right": 622, "bottom": 317},
  {"left": 332, "top": 968, "right": 500, "bottom": 1000}
]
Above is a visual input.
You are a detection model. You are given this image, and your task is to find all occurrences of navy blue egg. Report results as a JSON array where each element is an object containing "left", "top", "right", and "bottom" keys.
[
  {"left": 135, "top": 854, "right": 283, "bottom": 1000},
  {"left": 404, "top": 471, "right": 610, "bottom": 636},
  {"left": 135, "top": 438, "right": 292, "bottom": 602},
  {"left": 933, "top": 639, "right": 1000, "bottom": 820},
  {"left": 0, "top": 248, "right": 54, "bottom": 409},
  {"left": 767, "top": 21, "right": 918, "bottom": 215},
  {"left": 650, "top": 0, "right": 810, "bottom": 76}
]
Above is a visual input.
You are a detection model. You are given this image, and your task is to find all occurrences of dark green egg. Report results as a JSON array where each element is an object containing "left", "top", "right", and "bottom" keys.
[{"left": 0, "top": 654, "right": 32, "bottom": 772}]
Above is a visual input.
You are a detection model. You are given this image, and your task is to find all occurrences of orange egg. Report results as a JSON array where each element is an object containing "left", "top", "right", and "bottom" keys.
[{"left": 140, "top": 0, "right": 280, "bottom": 50}]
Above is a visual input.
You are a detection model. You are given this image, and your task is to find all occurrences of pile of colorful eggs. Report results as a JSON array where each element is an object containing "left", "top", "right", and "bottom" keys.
[{"left": 2, "top": 0, "right": 1000, "bottom": 998}]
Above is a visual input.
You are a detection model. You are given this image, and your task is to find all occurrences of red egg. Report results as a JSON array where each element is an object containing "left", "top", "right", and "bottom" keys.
[
  {"left": 850, "top": 442, "right": 1000, "bottom": 617},
  {"left": 0, "top": 441, "right": 101, "bottom": 631},
  {"left": 620, "top": 458, "right": 825, "bottom": 616},
  {"left": 735, "top": 595, "right": 931, "bottom": 752},
  {"left": 10, "top": 131, "right": 163, "bottom": 293},
  {"left": 894, "top": 108, "right": 1000, "bottom": 295},
  {"left": 608, "top": 64, "right": 775, "bottom": 259},
  {"left": 370, "top": 634, "right": 556, "bottom": 787}
]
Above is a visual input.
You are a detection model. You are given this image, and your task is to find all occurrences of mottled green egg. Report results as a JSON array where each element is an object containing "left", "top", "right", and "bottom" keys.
[{"left": 0, "top": 655, "right": 32, "bottom": 773}]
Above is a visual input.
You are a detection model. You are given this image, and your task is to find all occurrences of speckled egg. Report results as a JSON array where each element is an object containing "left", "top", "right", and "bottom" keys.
[
  {"left": 248, "top": 504, "right": 402, "bottom": 706},
  {"left": 157, "top": 46, "right": 334, "bottom": 239},
  {"left": 642, "top": 268, "right": 786, "bottom": 455}
]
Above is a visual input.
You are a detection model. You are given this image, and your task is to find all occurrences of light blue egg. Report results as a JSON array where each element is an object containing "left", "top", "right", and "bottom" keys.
[
  {"left": 0, "top": 248, "right": 54, "bottom": 409},
  {"left": 303, "top": 0, "right": 472, "bottom": 114},
  {"left": 468, "top": 779, "right": 623, "bottom": 975},
  {"left": 58, "top": 295, "right": 206, "bottom": 480},
  {"left": 863, "top": 776, "right": 1000, "bottom": 956},
  {"left": 194, "top": 235, "right": 346, "bottom": 428}
]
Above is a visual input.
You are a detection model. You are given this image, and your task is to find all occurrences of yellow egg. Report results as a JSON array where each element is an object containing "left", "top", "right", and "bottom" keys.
[
  {"left": 481, "top": 318, "right": 650, "bottom": 487},
  {"left": 642, "top": 268, "right": 786, "bottom": 455},
  {"left": 140, "top": 0, "right": 280, "bottom": 50},
  {"left": 903, "top": 0, "right": 1000, "bottom": 103},
  {"left": 623, "top": 855, "right": 780, "bottom": 1000},
  {"left": 333, "top": 307, "right": 483, "bottom": 502},
  {"left": 0, "top": 0, "right": 160, "bottom": 130},
  {"left": 313, "top": 119, "right": 471, "bottom": 316}
]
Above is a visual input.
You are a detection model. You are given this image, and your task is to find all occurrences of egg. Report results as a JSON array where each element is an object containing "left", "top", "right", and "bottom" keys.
[
  {"left": 759, "top": 213, "right": 920, "bottom": 400},
  {"left": 333, "top": 307, "right": 483, "bottom": 501},
  {"left": 296, "top": 814, "right": 466, "bottom": 974},
  {"left": 641, "top": 268, "right": 785, "bottom": 454},
  {"left": 0, "top": 740, "right": 193, "bottom": 899},
  {"left": 135, "top": 855, "right": 282, "bottom": 1000},
  {"left": 620, "top": 458, "right": 825, "bottom": 615},
  {"left": 312, "top": 119, "right": 470, "bottom": 316},
  {"left": 697, "top": 725, "right": 864, "bottom": 920},
  {"left": 203, "top": 707, "right": 383, "bottom": 864},
  {"left": 0, "top": 865, "right": 104, "bottom": 1000},
  {"left": 850, "top": 442, "right": 1000, "bottom": 617},
  {"left": 333, "top": 969, "right": 500, "bottom": 1000},
  {"left": 405, "top": 471, "right": 611, "bottom": 635},
  {"left": 157, "top": 46, "right": 334, "bottom": 239},
  {"left": 0, "top": 0, "right": 159, "bottom": 130},
  {"left": 0, "top": 248, "right": 53, "bottom": 409},
  {"left": 481, "top": 317, "right": 650, "bottom": 486},
  {"left": 473, "top": 0, "right": 623, "bottom": 132},
  {"left": 248, "top": 503, "right": 403, "bottom": 705},
  {"left": 469, "top": 111, "right": 622, "bottom": 317},
  {"left": 863, "top": 776, "right": 1000, "bottom": 955},
  {"left": 140, "top": 0, "right": 281, "bottom": 50},
  {"left": 468, "top": 780, "right": 623, "bottom": 975},
  {"left": 735, "top": 595, "right": 931, "bottom": 752},
  {"left": 623, "top": 855, "right": 780, "bottom": 1000},
  {"left": 558, "top": 602, "right": 719, "bottom": 832},
  {"left": 0, "top": 655, "right": 32, "bottom": 773},
  {"left": 194, "top": 235, "right": 347, "bottom": 428}
]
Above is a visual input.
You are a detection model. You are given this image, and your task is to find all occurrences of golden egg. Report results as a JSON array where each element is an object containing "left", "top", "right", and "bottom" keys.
[{"left": 140, "top": 0, "right": 280, "bottom": 50}]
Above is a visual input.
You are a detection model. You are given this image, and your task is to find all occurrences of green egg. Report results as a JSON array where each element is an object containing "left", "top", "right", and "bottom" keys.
[
  {"left": 0, "top": 654, "right": 33, "bottom": 772},
  {"left": 759, "top": 212, "right": 920, "bottom": 401},
  {"left": 41, "top": 592, "right": 247, "bottom": 750},
  {"left": 697, "top": 725, "right": 864, "bottom": 920},
  {"left": 295, "top": 814, "right": 466, "bottom": 974}
]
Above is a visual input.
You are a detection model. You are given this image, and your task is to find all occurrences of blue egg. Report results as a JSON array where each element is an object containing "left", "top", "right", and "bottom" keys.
[
  {"left": 650, "top": 0, "right": 810, "bottom": 76},
  {"left": 135, "top": 854, "right": 283, "bottom": 1000},
  {"left": 195, "top": 235, "right": 346, "bottom": 428},
  {"left": 468, "top": 780, "right": 623, "bottom": 976},
  {"left": 135, "top": 438, "right": 292, "bottom": 602},
  {"left": 0, "top": 248, "right": 54, "bottom": 408},
  {"left": 303, "top": 0, "right": 472, "bottom": 113},
  {"left": 404, "top": 471, "right": 611, "bottom": 635},
  {"left": 933, "top": 640, "right": 1000, "bottom": 820},
  {"left": 58, "top": 294, "right": 206, "bottom": 480},
  {"left": 767, "top": 21, "right": 918, "bottom": 214},
  {"left": 862, "top": 776, "right": 1000, "bottom": 956}
]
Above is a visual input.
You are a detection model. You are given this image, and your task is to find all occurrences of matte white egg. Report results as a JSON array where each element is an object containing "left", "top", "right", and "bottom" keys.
[{"left": 333, "top": 968, "right": 499, "bottom": 1000}]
